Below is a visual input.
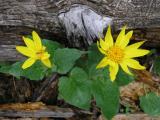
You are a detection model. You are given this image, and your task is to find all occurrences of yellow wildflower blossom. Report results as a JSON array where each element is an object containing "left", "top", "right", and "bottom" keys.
[
  {"left": 97, "top": 26, "right": 150, "bottom": 81},
  {"left": 16, "top": 31, "right": 51, "bottom": 69}
]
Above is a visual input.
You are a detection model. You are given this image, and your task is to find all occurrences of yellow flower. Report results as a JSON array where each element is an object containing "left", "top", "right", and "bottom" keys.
[
  {"left": 96, "top": 26, "right": 150, "bottom": 81},
  {"left": 16, "top": 31, "right": 51, "bottom": 69}
]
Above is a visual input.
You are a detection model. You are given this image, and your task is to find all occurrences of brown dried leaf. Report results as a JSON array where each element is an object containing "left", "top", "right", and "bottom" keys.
[{"left": 120, "top": 70, "right": 160, "bottom": 112}]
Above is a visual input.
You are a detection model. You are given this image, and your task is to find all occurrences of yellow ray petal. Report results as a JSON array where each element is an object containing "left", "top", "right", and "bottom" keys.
[
  {"left": 120, "top": 62, "right": 133, "bottom": 75},
  {"left": 109, "top": 63, "right": 119, "bottom": 81},
  {"left": 104, "top": 25, "right": 113, "bottom": 47},
  {"left": 32, "top": 31, "right": 42, "bottom": 50},
  {"left": 125, "top": 41, "right": 145, "bottom": 51},
  {"left": 23, "top": 36, "right": 35, "bottom": 50},
  {"left": 125, "top": 59, "right": 146, "bottom": 70},
  {"left": 115, "top": 26, "right": 126, "bottom": 46},
  {"left": 16, "top": 46, "right": 35, "bottom": 57},
  {"left": 41, "top": 52, "right": 50, "bottom": 60},
  {"left": 97, "top": 41, "right": 106, "bottom": 55},
  {"left": 125, "top": 49, "right": 150, "bottom": 58},
  {"left": 41, "top": 58, "right": 51, "bottom": 68},
  {"left": 96, "top": 57, "right": 109, "bottom": 69},
  {"left": 22, "top": 58, "right": 36, "bottom": 69},
  {"left": 99, "top": 38, "right": 109, "bottom": 50},
  {"left": 121, "top": 30, "right": 133, "bottom": 48}
]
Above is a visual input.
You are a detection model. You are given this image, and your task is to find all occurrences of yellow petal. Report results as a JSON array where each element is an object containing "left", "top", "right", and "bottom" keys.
[
  {"left": 41, "top": 58, "right": 52, "bottom": 68},
  {"left": 104, "top": 25, "right": 113, "bottom": 47},
  {"left": 125, "top": 59, "right": 146, "bottom": 70},
  {"left": 41, "top": 52, "right": 50, "bottom": 60},
  {"left": 120, "top": 62, "right": 133, "bottom": 75},
  {"left": 121, "top": 30, "right": 133, "bottom": 48},
  {"left": 32, "top": 31, "right": 42, "bottom": 50},
  {"left": 22, "top": 58, "right": 36, "bottom": 69},
  {"left": 125, "top": 41, "right": 145, "bottom": 50},
  {"left": 115, "top": 26, "right": 126, "bottom": 46},
  {"left": 42, "top": 46, "right": 46, "bottom": 51},
  {"left": 125, "top": 49, "right": 150, "bottom": 58},
  {"left": 109, "top": 63, "right": 119, "bottom": 81},
  {"left": 97, "top": 41, "right": 106, "bottom": 55},
  {"left": 16, "top": 46, "right": 35, "bottom": 57},
  {"left": 99, "top": 38, "right": 108, "bottom": 50},
  {"left": 96, "top": 57, "right": 109, "bottom": 69},
  {"left": 23, "top": 36, "right": 35, "bottom": 50}
]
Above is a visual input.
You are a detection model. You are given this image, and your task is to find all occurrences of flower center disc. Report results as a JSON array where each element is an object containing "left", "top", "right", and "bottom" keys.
[
  {"left": 36, "top": 47, "right": 46, "bottom": 59},
  {"left": 107, "top": 46, "right": 124, "bottom": 63},
  {"left": 36, "top": 50, "right": 45, "bottom": 59},
  {"left": 36, "top": 51, "right": 44, "bottom": 59}
]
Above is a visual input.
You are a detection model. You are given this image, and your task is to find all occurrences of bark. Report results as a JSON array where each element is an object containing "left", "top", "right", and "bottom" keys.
[
  {"left": 0, "top": 102, "right": 75, "bottom": 118},
  {"left": 0, "top": 0, "right": 160, "bottom": 61},
  {"left": 0, "top": 102, "right": 160, "bottom": 120}
]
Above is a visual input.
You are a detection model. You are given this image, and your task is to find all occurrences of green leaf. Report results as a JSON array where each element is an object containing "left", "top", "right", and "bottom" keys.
[
  {"left": 0, "top": 62, "right": 22, "bottom": 79},
  {"left": 22, "top": 61, "right": 48, "bottom": 80},
  {"left": 153, "top": 56, "right": 160, "bottom": 76},
  {"left": 75, "top": 56, "right": 88, "bottom": 72},
  {"left": 88, "top": 43, "right": 103, "bottom": 68},
  {"left": 92, "top": 78, "right": 119, "bottom": 120},
  {"left": 58, "top": 67, "right": 91, "bottom": 110},
  {"left": 88, "top": 64, "right": 109, "bottom": 81},
  {"left": 0, "top": 65, "right": 11, "bottom": 74},
  {"left": 115, "top": 68, "right": 135, "bottom": 86},
  {"left": 0, "top": 61, "right": 10, "bottom": 67},
  {"left": 9, "top": 62, "right": 23, "bottom": 78},
  {"left": 42, "top": 39, "right": 62, "bottom": 57},
  {"left": 140, "top": 92, "right": 160, "bottom": 116},
  {"left": 54, "top": 48, "right": 83, "bottom": 74},
  {"left": 88, "top": 59, "right": 120, "bottom": 120},
  {"left": 43, "top": 39, "right": 62, "bottom": 72},
  {"left": 0, "top": 61, "right": 48, "bottom": 80}
]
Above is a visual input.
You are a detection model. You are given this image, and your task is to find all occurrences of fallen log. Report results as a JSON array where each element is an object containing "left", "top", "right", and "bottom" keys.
[
  {"left": 0, "top": 0, "right": 160, "bottom": 61},
  {"left": 0, "top": 102, "right": 160, "bottom": 120},
  {"left": 0, "top": 102, "right": 91, "bottom": 118}
]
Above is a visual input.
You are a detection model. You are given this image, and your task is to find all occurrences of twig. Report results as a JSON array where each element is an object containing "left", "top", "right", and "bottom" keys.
[{"left": 32, "top": 73, "right": 58, "bottom": 102}]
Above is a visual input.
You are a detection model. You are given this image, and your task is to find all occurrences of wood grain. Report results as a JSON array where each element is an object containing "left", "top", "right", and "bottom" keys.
[{"left": 0, "top": 0, "right": 160, "bottom": 61}]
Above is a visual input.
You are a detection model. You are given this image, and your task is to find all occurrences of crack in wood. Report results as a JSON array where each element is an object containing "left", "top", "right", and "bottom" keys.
[{"left": 0, "top": 0, "right": 160, "bottom": 60}]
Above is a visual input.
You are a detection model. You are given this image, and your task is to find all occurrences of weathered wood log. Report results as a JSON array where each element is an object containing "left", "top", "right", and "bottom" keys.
[
  {"left": 0, "top": 0, "right": 160, "bottom": 61},
  {"left": 0, "top": 114, "right": 160, "bottom": 120},
  {"left": 0, "top": 102, "right": 75, "bottom": 118},
  {"left": 0, "top": 102, "right": 160, "bottom": 120},
  {"left": 0, "top": 102, "right": 92, "bottom": 119}
]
